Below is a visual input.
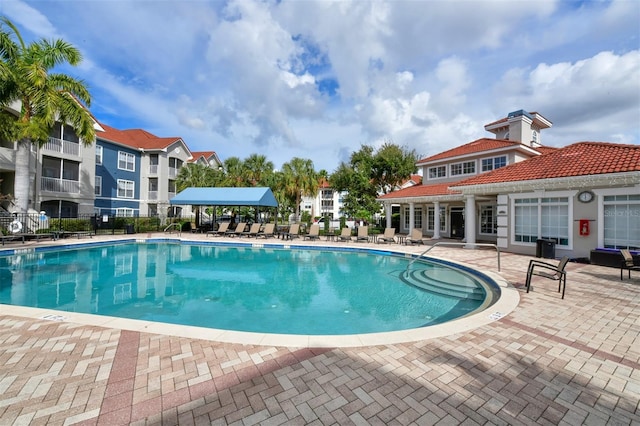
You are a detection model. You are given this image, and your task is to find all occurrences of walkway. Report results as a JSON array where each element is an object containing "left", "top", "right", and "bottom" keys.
[{"left": 0, "top": 234, "right": 638, "bottom": 425}]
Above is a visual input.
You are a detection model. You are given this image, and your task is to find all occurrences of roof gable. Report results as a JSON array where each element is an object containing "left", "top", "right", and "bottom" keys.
[
  {"left": 98, "top": 124, "right": 184, "bottom": 151},
  {"left": 452, "top": 142, "right": 640, "bottom": 187},
  {"left": 416, "top": 138, "right": 540, "bottom": 164}
]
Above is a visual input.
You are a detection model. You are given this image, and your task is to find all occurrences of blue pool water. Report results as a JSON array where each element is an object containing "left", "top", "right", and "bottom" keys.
[{"left": 0, "top": 242, "right": 494, "bottom": 335}]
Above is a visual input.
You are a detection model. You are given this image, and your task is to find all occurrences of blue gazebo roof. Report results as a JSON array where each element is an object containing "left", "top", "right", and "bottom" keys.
[{"left": 169, "top": 187, "right": 278, "bottom": 207}]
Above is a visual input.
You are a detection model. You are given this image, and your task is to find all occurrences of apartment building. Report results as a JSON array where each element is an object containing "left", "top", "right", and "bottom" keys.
[{"left": 379, "top": 110, "right": 640, "bottom": 258}]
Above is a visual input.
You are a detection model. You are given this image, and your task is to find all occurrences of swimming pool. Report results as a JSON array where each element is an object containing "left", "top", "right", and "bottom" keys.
[{"left": 0, "top": 241, "right": 500, "bottom": 336}]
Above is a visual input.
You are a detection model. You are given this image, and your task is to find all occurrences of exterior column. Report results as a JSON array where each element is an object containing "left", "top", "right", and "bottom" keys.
[
  {"left": 464, "top": 195, "right": 476, "bottom": 248},
  {"left": 433, "top": 201, "right": 441, "bottom": 240},
  {"left": 385, "top": 203, "right": 392, "bottom": 228},
  {"left": 409, "top": 202, "right": 415, "bottom": 232}
]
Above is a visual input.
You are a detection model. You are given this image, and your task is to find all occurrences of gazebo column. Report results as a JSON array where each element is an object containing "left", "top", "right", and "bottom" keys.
[
  {"left": 385, "top": 203, "right": 392, "bottom": 228},
  {"left": 409, "top": 202, "right": 415, "bottom": 232},
  {"left": 464, "top": 195, "right": 477, "bottom": 248},
  {"left": 433, "top": 201, "right": 441, "bottom": 240}
]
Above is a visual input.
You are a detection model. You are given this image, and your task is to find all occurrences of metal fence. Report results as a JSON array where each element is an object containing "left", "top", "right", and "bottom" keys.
[{"left": 1, "top": 213, "right": 165, "bottom": 236}]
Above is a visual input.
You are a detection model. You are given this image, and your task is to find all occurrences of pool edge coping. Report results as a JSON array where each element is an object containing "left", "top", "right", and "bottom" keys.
[{"left": 0, "top": 236, "right": 520, "bottom": 348}]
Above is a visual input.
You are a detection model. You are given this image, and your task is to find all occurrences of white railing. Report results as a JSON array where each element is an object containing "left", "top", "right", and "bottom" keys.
[
  {"left": 169, "top": 168, "right": 178, "bottom": 178},
  {"left": 149, "top": 165, "right": 158, "bottom": 174},
  {"left": 148, "top": 191, "right": 158, "bottom": 200},
  {"left": 43, "top": 137, "right": 80, "bottom": 156},
  {"left": 41, "top": 177, "right": 80, "bottom": 193}
]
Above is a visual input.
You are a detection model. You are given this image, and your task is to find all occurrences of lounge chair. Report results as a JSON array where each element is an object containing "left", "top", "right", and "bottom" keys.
[
  {"left": 227, "top": 222, "right": 246, "bottom": 237},
  {"left": 207, "top": 221, "right": 229, "bottom": 237},
  {"left": 355, "top": 226, "right": 368, "bottom": 242},
  {"left": 283, "top": 223, "right": 300, "bottom": 240},
  {"left": 256, "top": 223, "right": 276, "bottom": 239},
  {"left": 377, "top": 227, "right": 396, "bottom": 244},
  {"left": 304, "top": 224, "right": 321, "bottom": 241},
  {"left": 337, "top": 227, "right": 352, "bottom": 242},
  {"left": 406, "top": 228, "right": 425, "bottom": 245},
  {"left": 620, "top": 249, "right": 640, "bottom": 280},
  {"left": 525, "top": 256, "right": 569, "bottom": 299},
  {"left": 243, "top": 223, "right": 262, "bottom": 237}
]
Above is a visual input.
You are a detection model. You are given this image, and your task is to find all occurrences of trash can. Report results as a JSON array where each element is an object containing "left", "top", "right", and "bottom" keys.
[
  {"left": 536, "top": 239, "right": 556, "bottom": 259},
  {"left": 125, "top": 224, "right": 135, "bottom": 234}
]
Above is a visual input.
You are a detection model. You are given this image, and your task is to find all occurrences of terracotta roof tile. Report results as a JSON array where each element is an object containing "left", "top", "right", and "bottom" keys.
[
  {"left": 98, "top": 124, "right": 183, "bottom": 150},
  {"left": 452, "top": 142, "right": 640, "bottom": 187},
  {"left": 379, "top": 182, "right": 461, "bottom": 199},
  {"left": 416, "top": 138, "right": 535, "bottom": 164}
]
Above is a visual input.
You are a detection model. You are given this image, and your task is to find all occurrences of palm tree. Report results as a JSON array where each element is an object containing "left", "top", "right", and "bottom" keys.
[
  {"left": 243, "top": 154, "right": 274, "bottom": 186},
  {"left": 0, "top": 17, "right": 96, "bottom": 213},
  {"left": 281, "top": 157, "right": 319, "bottom": 222}
]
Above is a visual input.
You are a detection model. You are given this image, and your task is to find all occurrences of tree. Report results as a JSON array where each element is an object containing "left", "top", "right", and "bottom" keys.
[
  {"left": 0, "top": 17, "right": 96, "bottom": 213},
  {"left": 243, "top": 154, "right": 274, "bottom": 187},
  {"left": 281, "top": 157, "right": 318, "bottom": 222},
  {"left": 330, "top": 143, "right": 417, "bottom": 221}
]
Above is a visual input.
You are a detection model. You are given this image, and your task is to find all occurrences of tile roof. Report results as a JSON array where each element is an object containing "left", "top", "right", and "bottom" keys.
[
  {"left": 378, "top": 182, "right": 461, "bottom": 199},
  {"left": 416, "top": 138, "right": 538, "bottom": 164},
  {"left": 189, "top": 151, "right": 217, "bottom": 162},
  {"left": 452, "top": 142, "right": 640, "bottom": 187},
  {"left": 98, "top": 124, "right": 183, "bottom": 150}
]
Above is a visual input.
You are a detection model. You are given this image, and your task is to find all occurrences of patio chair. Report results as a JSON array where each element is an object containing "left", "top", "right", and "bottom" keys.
[
  {"left": 227, "top": 222, "right": 246, "bottom": 237},
  {"left": 620, "top": 249, "right": 640, "bottom": 280},
  {"left": 283, "top": 223, "right": 300, "bottom": 240},
  {"left": 525, "top": 256, "right": 569, "bottom": 299},
  {"left": 377, "top": 227, "right": 396, "bottom": 244},
  {"left": 256, "top": 223, "right": 276, "bottom": 239},
  {"left": 355, "top": 226, "right": 369, "bottom": 242},
  {"left": 406, "top": 228, "right": 425, "bottom": 245},
  {"left": 304, "top": 224, "right": 321, "bottom": 241},
  {"left": 337, "top": 227, "right": 352, "bottom": 242},
  {"left": 207, "top": 221, "right": 229, "bottom": 237},
  {"left": 243, "top": 223, "right": 262, "bottom": 237}
]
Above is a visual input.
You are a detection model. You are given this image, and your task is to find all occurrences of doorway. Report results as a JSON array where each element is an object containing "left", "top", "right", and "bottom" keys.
[{"left": 450, "top": 207, "right": 464, "bottom": 239}]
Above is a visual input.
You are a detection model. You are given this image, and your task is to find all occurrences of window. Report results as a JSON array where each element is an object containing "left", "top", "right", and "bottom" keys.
[
  {"left": 117, "top": 179, "right": 134, "bottom": 198},
  {"left": 481, "top": 156, "right": 507, "bottom": 172},
  {"left": 403, "top": 207, "right": 423, "bottom": 229},
  {"left": 428, "top": 166, "right": 446, "bottom": 179},
  {"left": 514, "top": 197, "right": 569, "bottom": 246},
  {"left": 603, "top": 194, "right": 640, "bottom": 250},
  {"left": 96, "top": 146, "right": 103, "bottom": 165},
  {"left": 118, "top": 151, "right": 135, "bottom": 171},
  {"left": 480, "top": 205, "right": 497, "bottom": 234},
  {"left": 451, "top": 161, "right": 475, "bottom": 176},
  {"left": 427, "top": 206, "right": 446, "bottom": 232},
  {"left": 532, "top": 130, "right": 538, "bottom": 143},
  {"left": 95, "top": 176, "right": 102, "bottom": 196},
  {"left": 116, "top": 208, "right": 135, "bottom": 217}
]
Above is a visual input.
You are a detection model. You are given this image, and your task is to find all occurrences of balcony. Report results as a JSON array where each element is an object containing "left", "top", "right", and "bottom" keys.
[
  {"left": 41, "top": 177, "right": 80, "bottom": 193},
  {"left": 169, "top": 168, "right": 178, "bottom": 178},
  {"left": 149, "top": 165, "right": 158, "bottom": 175},
  {"left": 43, "top": 137, "right": 80, "bottom": 157},
  {"left": 148, "top": 191, "right": 158, "bottom": 200}
]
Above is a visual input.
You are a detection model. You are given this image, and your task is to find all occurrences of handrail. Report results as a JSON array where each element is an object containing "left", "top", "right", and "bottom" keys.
[
  {"left": 163, "top": 222, "right": 182, "bottom": 236},
  {"left": 404, "top": 242, "right": 501, "bottom": 276}
]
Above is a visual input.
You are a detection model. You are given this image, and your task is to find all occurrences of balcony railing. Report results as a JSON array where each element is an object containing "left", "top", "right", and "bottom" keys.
[
  {"left": 148, "top": 191, "right": 158, "bottom": 200},
  {"left": 169, "top": 167, "right": 178, "bottom": 178},
  {"left": 41, "top": 177, "right": 80, "bottom": 193},
  {"left": 43, "top": 137, "right": 80, "bottom": 156},
  {"left": 149, "top": 165, "right": 158, "bottom": 175}
]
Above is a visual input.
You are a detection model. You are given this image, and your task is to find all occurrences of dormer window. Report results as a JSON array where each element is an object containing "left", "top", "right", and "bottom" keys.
[{"left": 428, "top": 166, "right": 446, "bottom": 179}]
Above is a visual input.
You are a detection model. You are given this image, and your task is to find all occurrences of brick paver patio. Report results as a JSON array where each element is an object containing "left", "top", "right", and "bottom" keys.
[{"left": 0, "top": 234, "right": 638, "bottom": 425}]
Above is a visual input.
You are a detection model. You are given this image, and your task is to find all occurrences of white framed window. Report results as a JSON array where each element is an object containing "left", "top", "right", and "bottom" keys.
[
  {"left": 96, "top": 146, "right": 103, "bottom": 165},
  {"left": 427, "top": 206, "right": 446, "bottom": 232},
  {"left": 95, "top": 176, "right": 102, "bottom": 196},
  {"left": 603, "top": 193, "right": 640, "bottom": 250},
  {"left": 451, "top": 161, "right": 475, "bottom": 176},
  {"left": 479, "top": 204, "right": 497, "bottom": 234},
  {"left": 481, "top": 156, "right": 507, "bottom": 172},
  {"left": 117, "top": 179, "right": 134, "bottom": 198},
  {"left": 512, "top": 195, "right": 570, "bottom": 246},
  {"left": 403, "top": 207, "right": 423, "bottom": 229},
  {"left": 116, "top": 208, "right": 135, "bottom": 217},
  {"left": 428, "top": 166, "right": 446, "bottom": 179},
  {"left": 118, "top": 151, "right": 135, "bottom": 171}
]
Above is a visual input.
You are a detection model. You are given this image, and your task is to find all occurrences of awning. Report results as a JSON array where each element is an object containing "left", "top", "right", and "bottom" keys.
[{"left": 169, "top": 187, "right": 278, "bottom": 207}]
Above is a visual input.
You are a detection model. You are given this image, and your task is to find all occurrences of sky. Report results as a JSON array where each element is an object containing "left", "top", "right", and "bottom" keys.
[{"left": 2, "top": 0, "right": 639, "bottom": 172}]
